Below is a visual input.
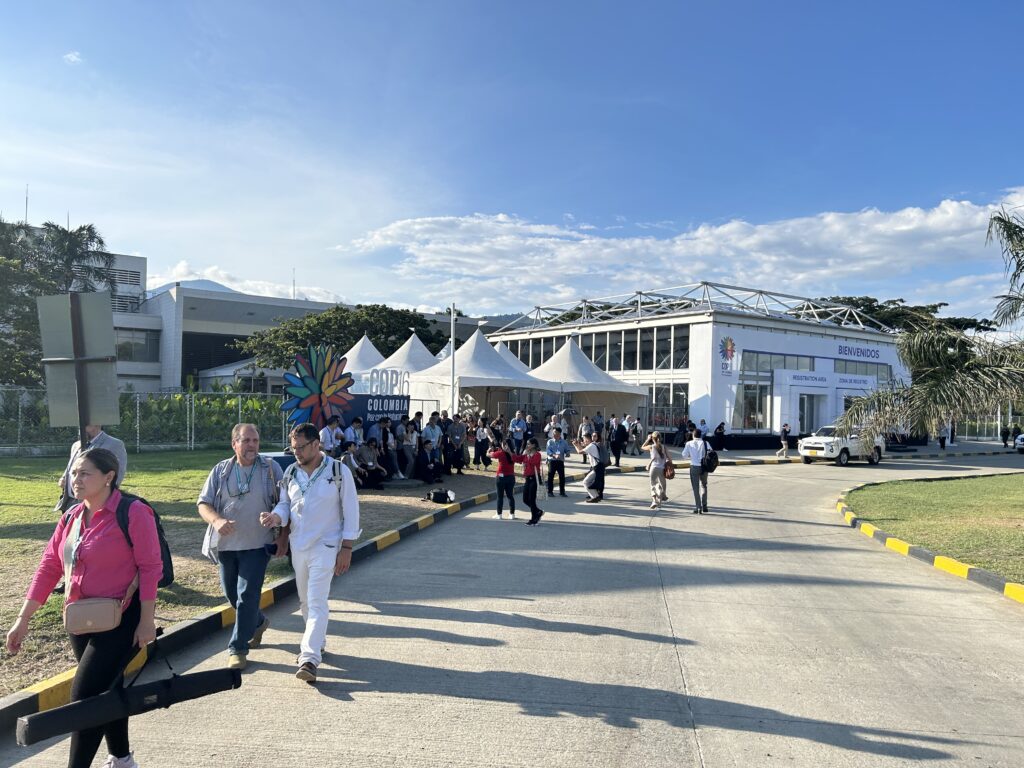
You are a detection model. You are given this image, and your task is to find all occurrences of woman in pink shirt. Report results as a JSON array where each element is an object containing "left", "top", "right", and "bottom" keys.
[
  {"left": 514, "top": 438, "right": 545, "bottom": 525},
  {"left": 487, "top": 439, "right": 518, "bottom": 519},
  {"left": 6, "top": 448, "right": 163, "bottom": 768}
]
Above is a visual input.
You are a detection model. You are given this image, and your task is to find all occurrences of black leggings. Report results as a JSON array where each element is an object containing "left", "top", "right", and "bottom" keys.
[
  {"left": 496, "top": 475, "right": 516, "bottom": 515},
  {"left": 523, "top": 477, "right": 541, "bottom": 513},
  {"left": 67, "top": 597, "right": 140, "bottom": 768}
]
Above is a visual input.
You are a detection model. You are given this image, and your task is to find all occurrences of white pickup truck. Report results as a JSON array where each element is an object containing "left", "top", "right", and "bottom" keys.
[{"left": 797, "top": 425, "right": 886, "bottom": 466}]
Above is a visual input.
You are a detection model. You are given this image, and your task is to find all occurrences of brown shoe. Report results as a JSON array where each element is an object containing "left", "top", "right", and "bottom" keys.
[{"left": 296, "top": 662, "right": 317, "bottom": 683}]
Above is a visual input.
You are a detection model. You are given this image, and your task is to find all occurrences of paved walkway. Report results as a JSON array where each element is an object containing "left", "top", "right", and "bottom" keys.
[{"left": 4, "top": 454, "right": 1023, "bottom": 767}]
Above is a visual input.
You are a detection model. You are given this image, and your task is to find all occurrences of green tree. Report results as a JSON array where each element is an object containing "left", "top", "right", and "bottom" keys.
[
  {"left": 822, "top": 296, "right": 995, "bottom": 333},
  {"left": 36, "top": 222, "right": 115, "bottom": 293},
  {"left": 840, "top": 210, "right": 1024, "bottom": 439},
  {"left": 0, "top": 218, "right": 47, "bottom": 385},
  {"left": 236, "top": 303, "right": 450, "bottom": 369}
]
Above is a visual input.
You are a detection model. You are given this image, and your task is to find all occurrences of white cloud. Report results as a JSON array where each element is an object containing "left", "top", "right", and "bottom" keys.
[
  {"left": 339, "top": 190, "right": 1024, "bottom": 319},
  {"left": 62, "top": 51, "right": 82, "bottom": 65},
  {"left": 147, "top": 260, "right": 345, "bottom": 304}
]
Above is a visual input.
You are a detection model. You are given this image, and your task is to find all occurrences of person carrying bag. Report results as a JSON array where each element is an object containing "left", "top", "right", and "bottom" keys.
[{"left": 6, "top": 448, "right": 163, "bottom": 768}]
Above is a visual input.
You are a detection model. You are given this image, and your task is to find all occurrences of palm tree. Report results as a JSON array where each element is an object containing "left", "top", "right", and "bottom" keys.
[
  {"left": 840, "top": 208, "right": 1024, "bottom": 440},
  {"left": 36, "top": 222, "right": 116, "bottom": 294},
  {"left": 987, "top": 206, "right": 1024, "bottom": 326}
]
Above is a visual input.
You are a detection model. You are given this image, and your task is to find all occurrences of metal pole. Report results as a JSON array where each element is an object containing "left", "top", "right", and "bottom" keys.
[
  {"left": 17, "top": 394, "right": 23, "bottom": 452},
  {"left": 450, "top": 301, "right": 456, "bottom": 415},
  {"left": 135, "top": 394, "right": 140, "bottom": 453},
  {"left": 69, "top": 293, "right": 90, "bottom": 449}
]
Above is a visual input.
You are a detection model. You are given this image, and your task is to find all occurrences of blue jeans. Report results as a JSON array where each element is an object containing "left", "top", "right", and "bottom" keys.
[{"left": 219, "top": 548, "right": 271, "bottom": 655}]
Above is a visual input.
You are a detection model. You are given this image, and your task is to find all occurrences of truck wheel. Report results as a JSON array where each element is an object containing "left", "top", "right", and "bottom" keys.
[
  {"left": 802, "top": 456, "right": 812, "bottom": 464},
  {"left": 837, "top": 449, "right": 850, "bottom": 467},
  {"left": 871, "top": 447, "right": 882, "bottom": 464}
]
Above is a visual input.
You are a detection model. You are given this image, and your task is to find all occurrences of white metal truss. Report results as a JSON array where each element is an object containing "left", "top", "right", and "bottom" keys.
[{"left": 493, "top": 281, "right": 893, "bottom": 334}]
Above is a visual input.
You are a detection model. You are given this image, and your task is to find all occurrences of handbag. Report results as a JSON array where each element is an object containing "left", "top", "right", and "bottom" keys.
[
  {"left": 663, "top": 457, "right": 676, "bottom": 480},
  {"left": 62, "top": 511, "right": 138, "bottom": 635}
]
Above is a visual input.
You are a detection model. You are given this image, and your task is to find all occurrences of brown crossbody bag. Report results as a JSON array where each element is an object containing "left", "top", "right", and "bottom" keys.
[{"left": 62, "top": 511, "right": 138, "bottom": 635}]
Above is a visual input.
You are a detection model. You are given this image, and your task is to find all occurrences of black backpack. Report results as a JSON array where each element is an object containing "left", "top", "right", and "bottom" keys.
[
  {"left": 117, "top": 493, "right": 174, "bottom": 588},
  {"left": 426, "top": 487, "right": 454, "bottom": 504},
  {"left": 701, "top": 440, "right": 720, "bottom": 474}
]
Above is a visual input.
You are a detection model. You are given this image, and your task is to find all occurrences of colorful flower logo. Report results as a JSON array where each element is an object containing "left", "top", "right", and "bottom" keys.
[
  {"left": 719, "top": 336, "right": 736, "bottom": 362},
  {"left": 280, "top": 344, "right": 355, "bottom": 428}
]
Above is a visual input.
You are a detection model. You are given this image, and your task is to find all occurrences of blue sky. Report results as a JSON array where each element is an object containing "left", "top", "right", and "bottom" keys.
[{"left": 1, "top": 1, "right": 1022, "bottom": 321}]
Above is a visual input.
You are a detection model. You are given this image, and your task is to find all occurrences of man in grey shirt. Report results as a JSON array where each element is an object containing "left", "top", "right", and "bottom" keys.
[
  {"left": 58, "top": 424, "right": 129, "bottom": 512},
  {"left": 198, "top": 423, "right": 286, "bottom": 670}
]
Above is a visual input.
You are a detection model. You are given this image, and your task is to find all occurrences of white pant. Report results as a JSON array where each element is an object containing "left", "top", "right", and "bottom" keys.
[{"left": 291, "top": 542, "right": 337, "bottom": 666}]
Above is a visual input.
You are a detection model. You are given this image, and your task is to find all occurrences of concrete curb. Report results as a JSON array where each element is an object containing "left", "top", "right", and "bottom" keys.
[
  {"left": 834, "top": 475, "right": 1024, "bottom": 608},
  {"left": 0, "top": 462, "right": 646, "bottom": 735}
]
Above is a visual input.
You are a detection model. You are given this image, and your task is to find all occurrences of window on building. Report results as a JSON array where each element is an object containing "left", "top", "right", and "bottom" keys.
[
  {"left": 541, "top": 337, "right": 552, "bottom": 364},
  {"left": 553, "top": 336, "right": 565, "bottom": 354},
  {"left": 580, "top": 333, "right": 593, "bottom": 360},
  {"left": 672, "top": 384, "right": 689, "bottom": 411},
  {"left": 672, "top": 325, "right": 689, "bottom": 369},
  {"left": 742, "top": 351, "right": 814, "bottom": 373},
  {"left": 835, "top": 359, "right": 892, "bottom": 384},
  {"left": 593, "top": 333, "right": 607, "bottom": 369},
  {"left": 654, "top": 384, "right": 671, "bottom": 407},
  {"left": 732, "top": 383, "right": 770, "bottom": 431},
  {"left": 655, "top": 328, "right": 672, "bottom": 369},
  {"left": 623, "top": 330, "right": 639, "bottom": 371},
  {"left": 639, "top": 328, "right": 655, "bottom": 369},
  {"left": 115, "top": 329, "right": 160, "bottom": 362},
  {"left": 608, "top": 330, "right": 623, "bottom": 370}
]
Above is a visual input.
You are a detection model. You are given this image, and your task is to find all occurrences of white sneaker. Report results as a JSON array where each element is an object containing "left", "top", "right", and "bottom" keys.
[
  {"left": 495, "top": 512, "right": 503, "bottom": 519},
  {"left": 103, "top": 753, "right": 139, "bottom": 768},
  {"left": 396, "top": 473, "right": 405, "bottom": 479}
]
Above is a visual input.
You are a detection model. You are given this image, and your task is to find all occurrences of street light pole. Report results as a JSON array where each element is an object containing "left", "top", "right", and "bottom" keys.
[{"left": 450, "top": 301, "right": 457, "bottom": 414}]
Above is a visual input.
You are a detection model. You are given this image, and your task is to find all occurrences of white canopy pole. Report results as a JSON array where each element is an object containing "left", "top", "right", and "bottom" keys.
[{"left": 450, "top": 302, "right": 457, "bottom": 414}]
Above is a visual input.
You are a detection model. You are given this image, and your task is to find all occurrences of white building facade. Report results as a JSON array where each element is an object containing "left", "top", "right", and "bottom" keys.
[{"left": 488, "top": 283, "right": 908, "bottom": 443}]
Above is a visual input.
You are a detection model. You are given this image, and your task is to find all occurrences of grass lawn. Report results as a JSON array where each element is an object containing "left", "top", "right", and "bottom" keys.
[
  {"left": 846, "top": 474, "right": 1024, "bottom": 584},
  {"left": 0, "top": 448, "right": 499, "bottom": 696}
]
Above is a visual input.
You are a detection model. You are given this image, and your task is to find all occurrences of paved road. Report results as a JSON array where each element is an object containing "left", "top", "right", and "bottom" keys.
[{"left": 5, "top": 454, "right": 1024, "bottom": 767}]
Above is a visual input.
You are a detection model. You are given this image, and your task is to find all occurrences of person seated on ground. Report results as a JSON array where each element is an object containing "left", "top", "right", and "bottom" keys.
[
  {"left": 341, "top": 440, "right": 371, "bottom": 490},
  {"left": 415, "top": 439, "right": 442, "bottom": 484},
  {"left": 355, "top": 438, "right": 387, "bottom": 490}
]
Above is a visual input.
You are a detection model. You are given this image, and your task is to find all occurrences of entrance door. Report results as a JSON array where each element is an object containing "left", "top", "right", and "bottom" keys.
[{"left": 798, "top": 393, "right": 824, "bottom": 434}]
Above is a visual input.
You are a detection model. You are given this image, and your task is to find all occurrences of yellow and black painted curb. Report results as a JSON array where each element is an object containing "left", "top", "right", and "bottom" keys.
[
  {"left": 892, "top": 448, "right": 1017, "bottom": 460},
  {"left": 835, "top": 477, "right": 1024, "bottom": 607},
  {"left": 0, "top": 462, "right": 650, "bottom": 734}
]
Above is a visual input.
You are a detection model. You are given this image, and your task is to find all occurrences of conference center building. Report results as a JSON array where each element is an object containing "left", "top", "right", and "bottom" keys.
[{"left": 487, "top": 282, "right": 909, "bottom": 443}]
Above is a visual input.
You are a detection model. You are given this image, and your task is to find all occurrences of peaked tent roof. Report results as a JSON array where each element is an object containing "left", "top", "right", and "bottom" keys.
[
  {"left": 410, "top": 330, "right": 560, "bottom": 391},
  {"left": 341, "top": 334, "right": 386, "bottom": 372},
  {"left": 529, "top": 340, "right": 648, "bottom": 395},
  {"left": 379, "top": 333, "right": 437, "bottom": 373},
  {"left": 434, "top": 340, "right": 453, "bottom": 361},
  {"left": 493, "top": 342, "right": 530, "bottom": 373}
]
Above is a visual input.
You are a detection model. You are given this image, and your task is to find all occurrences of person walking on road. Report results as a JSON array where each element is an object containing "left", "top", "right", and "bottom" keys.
[
  {"left": 263, "top": 423, "right": 361, "bottom": 684},
  {"left": 641, "top": 431, "right": 669, "bottom": 509},
  {"left": 610, "top": 419, "right": 628, "bottom": 467},
  {"left": 488, "top": 440, "right": 518, "bottom": 519},
  {"left": 8, "top": 448, "right": 162, "bottom": 768},
  {"left": 545, "top": 427, "right": 572, "bottom": 497},
  {"left": 574, "top": 432, "right": 605, "bottom": 503},
  {"left": 517, "top": 438, "right": 545, "bottom": 525},
  {"left": 680, "top": 428, "right": 709, "bottom": 514},
  {"left": 776, "top": 423, "right": 791, "bottom": 458},
  {"left": 197, "top": 423, "right": 286, "bottom": 671}
]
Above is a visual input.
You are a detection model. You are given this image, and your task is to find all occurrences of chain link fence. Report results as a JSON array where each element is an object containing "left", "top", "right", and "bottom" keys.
[{"left": 0, "top": 387, "right": 290, "bottom": 456}]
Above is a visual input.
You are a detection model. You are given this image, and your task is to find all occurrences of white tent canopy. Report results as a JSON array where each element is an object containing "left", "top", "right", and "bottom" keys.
[
  {"left": 530, "top": 341, "right": 648, "bottom": 395},
  {"left": 434, "top": 340, "right": 452, "bottom": 361},
  {"left": 494, "top": 341, "right": 530, "bottom": 374},
  {"left": 379, "top": 333, "right": 437, "bottom": 373},
  {"left": 529, "top": 339, "right": 648, "bottom": 418},
  {"left": 410, "top": 330, "right": 560, "bottom": 414},
  {"left": 341, "top": 334, "right": 386, "bottom": 372}
]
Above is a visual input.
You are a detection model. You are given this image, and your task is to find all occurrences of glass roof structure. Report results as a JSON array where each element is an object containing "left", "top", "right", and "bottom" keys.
[{"left": 494, "top": 281, "right": 893, "bottom": 335}]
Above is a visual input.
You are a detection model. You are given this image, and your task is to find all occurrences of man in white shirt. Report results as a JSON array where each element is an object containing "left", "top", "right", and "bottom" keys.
[
  {"left": 319, "top": 416, "right": 340, "bottom": 457},
  {"left": 680, "top": 428, "right": 709, "bottom": 514},
  {"left": 343, "top": 417, "right": 364, "bottom": 448},
  {"left": 573, "top": 432, "right": 605, "bottom": 503},
  {"left": 263, "top": 423, "right": 361, "bottom": 684}
]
